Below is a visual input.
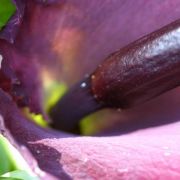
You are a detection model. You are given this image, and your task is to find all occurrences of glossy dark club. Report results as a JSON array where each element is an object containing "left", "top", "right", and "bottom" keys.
[{"left": 50, "top": 19, "right": 180, "bottom": 132}]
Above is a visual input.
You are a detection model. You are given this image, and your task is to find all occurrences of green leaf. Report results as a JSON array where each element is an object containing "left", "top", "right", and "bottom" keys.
[
  {"left": 0, "top": 135, "right": 34, "bottom": 174},
  {"left": 1, "top": 170, "right": 39, "bottom": 180},
  {"left": 43, "top": 81, "right": 67, "bottom": 112},
  {"left": 0, "top": 136, "right": 13, "bottom": 175},
  {"left": 0, "top": 135, "right": 39, "bottom": 180},
  {"left": 23, "top": 108, "right": 48, "bottom": 128},
  {"left": 0, "top": 0, "right": 16, "bottom": 30}
]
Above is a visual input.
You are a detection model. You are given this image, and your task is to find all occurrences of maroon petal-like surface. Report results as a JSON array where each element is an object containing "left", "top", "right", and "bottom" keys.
[
  {"left": 0, "top": 40, "right": 43, "bottom": 113},
  {"left": 1, "top": 88, "right": 180, "bottom": 179},
  {"left": 1, "top": 0, "right": 180, "bottom": 180},
  {"left": 15, "top": 0, "right": 180, "bottom": 84},
  {"left": 0, "top": 90, "right": 60, "bottom": 180}
]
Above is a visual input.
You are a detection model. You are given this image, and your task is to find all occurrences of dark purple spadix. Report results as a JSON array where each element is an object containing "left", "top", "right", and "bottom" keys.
[
  {"left": 50, "top": 78, "right": 103, "bottom": 133},
  {"left": 50, "top": 19, "right": 180, "bottom": 132}
]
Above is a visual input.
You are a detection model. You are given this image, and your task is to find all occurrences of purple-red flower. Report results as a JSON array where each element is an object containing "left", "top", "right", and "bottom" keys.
[{"left": 1, "top": 0, "right": 180, "bottom": 179}]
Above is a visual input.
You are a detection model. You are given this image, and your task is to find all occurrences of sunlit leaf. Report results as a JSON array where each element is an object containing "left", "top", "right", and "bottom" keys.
[
  {"left": 0, "top": 0, "right": 16, "bottom": 30},
  {"left": 23, "top": 108, "right": 48, "bottom": 128},
  {"left": 44, "top": 81, "right": 67, "bottom": 112},
  {"left": 0, "top": 135, "right": 37, "bottom": 179},
  {"left": 0, "top": 138, "right": 12, "bottom": 175},
  {"left": 1, "top": 170, "right": 39, "bottom": 180}
]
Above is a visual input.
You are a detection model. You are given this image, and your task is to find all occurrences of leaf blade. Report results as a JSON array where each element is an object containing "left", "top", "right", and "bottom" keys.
[{"left": 0, "top": 0, "right": 16, "bottom": 30}]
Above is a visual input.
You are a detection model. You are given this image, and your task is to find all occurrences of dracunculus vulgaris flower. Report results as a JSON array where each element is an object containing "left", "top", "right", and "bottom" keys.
[{"left": 1, "top": 0, "right": 180, "bottom": 179}]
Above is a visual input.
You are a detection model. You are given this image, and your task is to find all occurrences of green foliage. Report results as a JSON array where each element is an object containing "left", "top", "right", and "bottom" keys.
[
  {"left": 0, "top": 135, "right": 39, "bottom": 180},
  {"left": 23, "top": 108, "right": 48, "bottom": 128},
  {"left": 44, "top": 81, "right": 67, "bottom": 112},
  {"left": 1, "top": 170, "right": 39, "bottom": 180},
  {"left": 0, "top": 0, "right": 16, "bottom": 30}
]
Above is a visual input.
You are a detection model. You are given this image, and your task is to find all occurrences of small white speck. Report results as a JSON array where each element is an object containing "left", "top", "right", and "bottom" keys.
[
  {"left": 36, "top": 150, "right": 40, "bottom": 154},
  {"left": 117, "top": 168, "right": 129, "bottom": 173},
  {"left": 34, "top": 167, "right": 45, "bottom": 177},
  {"left": 82, "top": 157, "right": 88, "bottom": 163},
  {"left": 80, "top": 82, "right": 87, "bottom": 88},
  {"left": 164, "top": 152, "right": 171, "bottom": 156},
  {"left": 0, "top": 54, "right": 3, "bottom": 69},
  {"left": 91, "top": 75, "right": 96, "bottom": 79},
  {"left": 20, "top": 145, "right": 26, "bottom": 150}
]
